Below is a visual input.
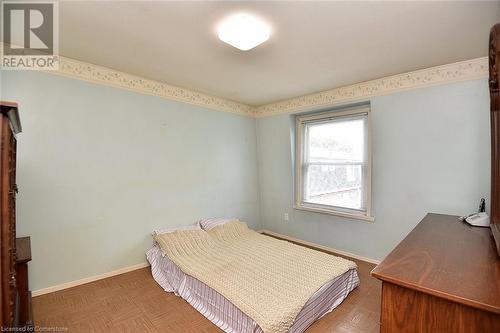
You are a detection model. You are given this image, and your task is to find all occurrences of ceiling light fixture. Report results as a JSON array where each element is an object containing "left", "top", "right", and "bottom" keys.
[{"left": 217, "top": 13, "right": 271, "bottom": 51}]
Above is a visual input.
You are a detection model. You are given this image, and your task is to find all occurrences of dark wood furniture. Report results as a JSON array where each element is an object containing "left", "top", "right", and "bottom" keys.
[
  {"left": 489, "top": 23, "right": 500, "bottom": 256},
  {"left": 371, "top": 213, "right": 500, "bottom": 332},
  {"left": 15, "top": 237, "right": 32, "bottom": 328},
  {"left": 0, "top": 102, "right": 30, "bottom": 330}
]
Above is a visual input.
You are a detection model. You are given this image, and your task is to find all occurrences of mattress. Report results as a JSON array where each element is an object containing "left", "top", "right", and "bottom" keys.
[{"left": 146, "top": 245, "right": 359, "bottom": 333}]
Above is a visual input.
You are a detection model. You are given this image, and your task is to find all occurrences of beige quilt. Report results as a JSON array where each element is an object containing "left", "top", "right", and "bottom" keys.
[{"left": 154, "top": 221, "right": 357, "bottom": 333}]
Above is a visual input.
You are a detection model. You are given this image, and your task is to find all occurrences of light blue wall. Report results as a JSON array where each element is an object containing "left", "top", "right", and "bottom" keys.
[
  {"left": 1, "top": 71, "right": 260, "bottom": 291},
  {"left": 0, "top": 70, "right": 491, "bottom": 290},
  {"left": 256, "top": 80, "right": 490, "bottom": 261}
]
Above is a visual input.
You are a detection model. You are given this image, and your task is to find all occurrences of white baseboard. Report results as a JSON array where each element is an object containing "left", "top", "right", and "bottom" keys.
[
  {"left": 258, "top": 229, "right": 380, "bottom": 265},
  {"left": 32, "top": 262, "right": 150, "bottom": 297},
  {"left": 33, "top": 232, "right": 378, "bottom": 297}
]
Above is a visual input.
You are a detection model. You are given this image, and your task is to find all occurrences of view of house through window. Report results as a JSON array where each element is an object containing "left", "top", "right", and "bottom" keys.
[{"left": 295, "top": 107, "right": 372, "bottom": 220}]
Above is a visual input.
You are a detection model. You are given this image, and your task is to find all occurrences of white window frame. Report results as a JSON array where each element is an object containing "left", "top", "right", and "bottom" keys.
[{"left": 294, "top": 106, "right": 374, "bottom": 222}]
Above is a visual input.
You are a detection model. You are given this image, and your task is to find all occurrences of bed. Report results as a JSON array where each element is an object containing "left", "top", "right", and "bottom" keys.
[{"left": 147, "top": 221, "right": 359, "bottom": 333}]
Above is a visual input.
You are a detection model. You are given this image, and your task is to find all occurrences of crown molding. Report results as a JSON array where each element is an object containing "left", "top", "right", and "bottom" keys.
[
  {"left": 46, "top": 56, "right": 255, "bottom": 117},
  {"left": 3, "top": 46, "right": 485, "bottom": 119},
  {"left": 1, "top": 42, "right": 254, "bottom": 116},
  {"left": 254, "top": 57, "right": 488, "bottom": 117}
]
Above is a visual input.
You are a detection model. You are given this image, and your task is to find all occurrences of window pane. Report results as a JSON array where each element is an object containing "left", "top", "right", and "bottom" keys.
[
  {"left": 304, "top": 116, "right": 366, "bottom": 211},
  {"left": 307, "top": 118, "right": 365, "bottom": 163},
  {"left": 305, "top": 164, "right": 364, "bottom": 210}
]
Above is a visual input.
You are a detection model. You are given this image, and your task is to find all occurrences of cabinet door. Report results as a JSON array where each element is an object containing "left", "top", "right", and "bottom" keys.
[
  {"left": 0, "top": 116, "right": 16, "bottom": 326},
  {"left": 489, "top": 23, "right": 500, "bottom": 255},
  {"left": 8, "top": 124, "right": 17, "bottom": 325}
]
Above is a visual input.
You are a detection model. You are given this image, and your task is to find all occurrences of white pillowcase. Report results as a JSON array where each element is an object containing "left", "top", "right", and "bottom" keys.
[
  {"left": 198, "top": 218, "right": 239, "bottom": 230},
  {"left": 153, "top": 223, "right": 201, "bottom": 236}
]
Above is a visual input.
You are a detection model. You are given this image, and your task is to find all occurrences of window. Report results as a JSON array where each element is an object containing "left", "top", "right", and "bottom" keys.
[{"left": 294, "top": 106, "right": 373, "bottom": 221}]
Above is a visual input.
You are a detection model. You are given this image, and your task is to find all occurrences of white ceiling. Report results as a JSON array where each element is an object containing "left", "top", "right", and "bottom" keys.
[{"left": 59, "top": 1, "right": 499, "bottom": 106}]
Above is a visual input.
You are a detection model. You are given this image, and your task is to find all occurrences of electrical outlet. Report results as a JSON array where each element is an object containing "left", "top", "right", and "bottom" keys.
[{"left": 284, "top": 213, "right": 289, "bottom": 222}]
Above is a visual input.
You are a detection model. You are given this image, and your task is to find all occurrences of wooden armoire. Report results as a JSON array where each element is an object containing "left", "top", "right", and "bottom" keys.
[{"left": 0, "top": 102, "right": 30, "bottom": 329}]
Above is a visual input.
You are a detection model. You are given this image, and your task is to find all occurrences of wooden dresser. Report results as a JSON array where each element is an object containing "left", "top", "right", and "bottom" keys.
[
  {"left": 371, "top": 213, "right": 500, "bottom": 332},
  {"left": 0, "top": 102, "right": 32, "bottom": 330}
]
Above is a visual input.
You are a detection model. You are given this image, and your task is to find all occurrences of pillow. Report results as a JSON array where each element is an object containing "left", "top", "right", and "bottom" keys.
[
  {"left": 154, "top": 228, "right": 214, "bottom": 256},
  {"left": 207, "top": 220, "right": 250, "bottom": 240},
  {"left": 153, "top": 223, "right": 201, "bottom": 236},
  {"left": 198, "top": 217, "right": 239, "bottom": 230}
]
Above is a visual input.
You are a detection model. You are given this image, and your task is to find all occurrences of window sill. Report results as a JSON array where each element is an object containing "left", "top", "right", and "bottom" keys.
[{"left": 293, "top": 205, "right": 375, "bottom": 222}]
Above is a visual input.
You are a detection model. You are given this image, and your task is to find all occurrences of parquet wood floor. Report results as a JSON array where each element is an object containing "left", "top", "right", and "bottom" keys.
[{"left": 33, "top": 256, "right": 380, "bottom": 332}]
